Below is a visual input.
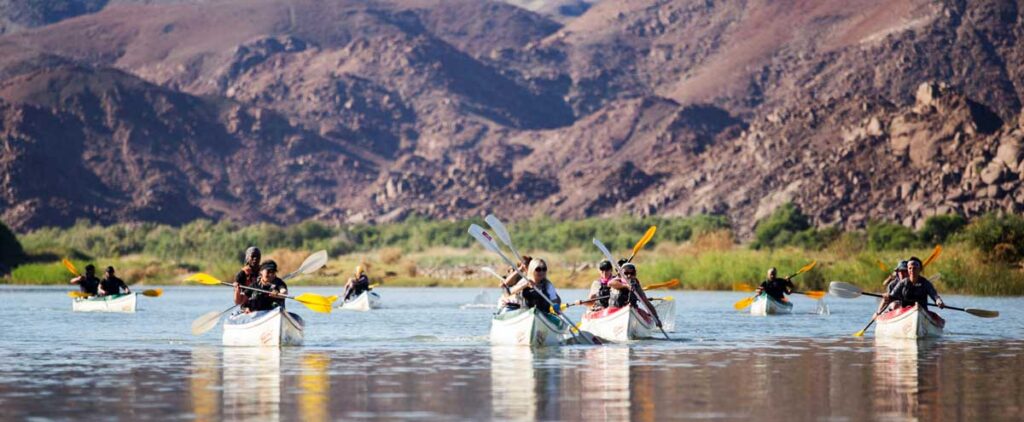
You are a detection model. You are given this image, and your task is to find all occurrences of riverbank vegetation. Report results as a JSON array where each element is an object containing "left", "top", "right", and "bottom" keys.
[{"left": 3, "top": 206, "right": 1023, "bottom": 295}]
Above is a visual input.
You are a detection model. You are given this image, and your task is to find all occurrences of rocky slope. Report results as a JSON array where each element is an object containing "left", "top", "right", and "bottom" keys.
[{"left": 1, "top": 0, "right": 1022, "bottom": 235}]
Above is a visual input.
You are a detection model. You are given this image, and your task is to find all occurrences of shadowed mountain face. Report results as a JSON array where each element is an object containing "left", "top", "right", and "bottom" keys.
[{"left": 1, "top": 0, "right": 1023, "bottom": 233}]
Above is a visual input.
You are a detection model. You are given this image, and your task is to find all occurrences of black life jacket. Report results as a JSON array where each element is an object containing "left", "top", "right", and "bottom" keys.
[{"left": 80, "top": 275, "right": 100, "bottom": 295}]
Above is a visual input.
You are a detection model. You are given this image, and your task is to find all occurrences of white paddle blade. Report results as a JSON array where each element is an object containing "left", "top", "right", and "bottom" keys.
[
  {"left": 298, "top": 250, "right": 329, "bottom": 274},
  {"left": 485, "top": 214, "right": 522, "bottom": 262},
  {"left": 191, "top": 311, "right": 223, "bottom": 336},
  {"left": 469, "top": 225, "right": 518, "bottom": 268},
  {"left": 592, "top": 238, "right": 617, "bottom": 268},
  {"left": 828, "top": 281, "right": 863, "bottom": 299}
]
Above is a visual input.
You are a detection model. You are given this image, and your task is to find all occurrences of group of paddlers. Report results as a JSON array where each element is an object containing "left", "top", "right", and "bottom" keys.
[
  {"left": 230, "top": 246, "right": 370, "bottom": 313},
  {"left": 876, "top": 256, "right": 945, "bottom": 313},
  {"left": 496, "top": 256, "right": 663, "bottom": 327},
  {"left": 69, "top": 265, "right": 131, "bottom": 297}
]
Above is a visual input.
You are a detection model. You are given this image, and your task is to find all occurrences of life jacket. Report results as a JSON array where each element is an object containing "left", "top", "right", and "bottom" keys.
[
  {"left": 245, "top": 277, "right": 288, "bottom": 311},
  {"left": 99, "top": 276, "right": 126, "bottom": 296},
  {"left": 79, "top": 275, "right": 100, "bottom": 295},
  {"left": 595, "top": 276, "right": 612, "bottom": 308}
]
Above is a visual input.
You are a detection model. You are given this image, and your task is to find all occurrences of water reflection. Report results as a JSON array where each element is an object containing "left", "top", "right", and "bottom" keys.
[
  {"left": 297, "top": 352, "right": 330, "bottom": 422},
  {"left": 189, "top": 348, "right": 221, "bottom": 421},
  {"left": 578, "top": 347, "right": 630, "bottom": 420},
  {"left": 873, "top": 338, "right": 939, "bottom": 420},
  {"left": 223, "top": 348, "right": 281, "bottom": 421},
  {"left": 490, "top": 346, "right": 536, "bottom": 420}
]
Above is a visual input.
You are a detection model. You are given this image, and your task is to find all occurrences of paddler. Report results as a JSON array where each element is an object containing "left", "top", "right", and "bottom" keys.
[
  {"left": 583, "top": 260, "right": 614, "bottom": 310},
  {"left": 241, "top": 260, "right": 288, "bottom": 312},
  {"left": 887, "top": 257, "right": 945, "bottom": 310},
  {"left": 497, "top": 256, "right": 531, "bottom": 313},
  {"left": 233, "top": 246, "right": 261, "bottom": 307},
  {"left": 343, "top": 265, "right": 371, "bottom": 301},
  {"left": 755, "top": 267, "right": 794, "bottom": 302},
  {"left": 875, "top": 261, "right": 908, "bottom": 314},
  {"left": 613, "top": 262, "right": 662, "bottom": 327},
  {"left": 508, "top": 258, "right": 563, "bottom": 314},
  {"left": 97, "top": 266, "right": 131, "bottom": 296},
  {"left": 69, "top": 264, "right": 100, "bottom": 296}
]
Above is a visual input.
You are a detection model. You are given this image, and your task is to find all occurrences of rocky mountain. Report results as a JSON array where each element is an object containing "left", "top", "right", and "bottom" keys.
[{"left": 1, "top": 0, "right": 1022, "bottom": 235}]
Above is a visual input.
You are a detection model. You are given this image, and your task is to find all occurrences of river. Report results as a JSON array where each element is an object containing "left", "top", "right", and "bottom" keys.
[{"left": 2, "top": 286, "right": 1022, "bottom": 420}]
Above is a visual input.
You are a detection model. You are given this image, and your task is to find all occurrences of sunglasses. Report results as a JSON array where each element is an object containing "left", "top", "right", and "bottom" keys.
[
  {"left": 624, "top": 271, "right": 636, "bottom": 276},
  {"left": 535, "top": 267, "right": 548, "bottom": 272}
]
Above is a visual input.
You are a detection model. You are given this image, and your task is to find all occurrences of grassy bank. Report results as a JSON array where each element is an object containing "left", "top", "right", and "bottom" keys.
[{"left": 4, "top": 212, "right": 1024, "bottom": 295}]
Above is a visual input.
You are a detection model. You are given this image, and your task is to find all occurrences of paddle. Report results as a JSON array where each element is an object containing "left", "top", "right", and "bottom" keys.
[
  {"left": 485, "top": 214, "right": 524, "bottom": 264},
  {"left": 593, "top": 237, "right": 670, "bottom": 340},
  {"left": 645, "top": 279, "right": 680, "bottom": 290},
  {"left": 732, "top": 261, "right": 818, "bottom": 310},
  {"left": 67, "top": 289, "right": 162, "bottom": 299},
  {"left": 830, "top": 281, "right": 998, "bottom": 318},
  {"left": 469, "top": 224, "right": 594, "bottom": 345},
  {"left": 626, "top": 226, "right": 657, "bottom": 263},
  {"left": 875, "top": 259, "right": 890, "bottom": 272},
  {"left": 188, "top": 251, "right": 333, "bottom": 335},
  {"left": 852, "top": 244, "right": 945, "bottom": 335},
  {"left": 62, "top": 258, "right": 80, "bottom": 276}
]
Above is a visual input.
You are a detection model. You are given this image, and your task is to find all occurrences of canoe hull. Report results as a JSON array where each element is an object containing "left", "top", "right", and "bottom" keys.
[
  {"left": 579, "top": 305, "right": 656, "bottom": 342},
  {"left": 875, "top": 304, "right": 945, "bottom": 339},
  {"left": 750, "top": 293, "right": 793, "bottom": 316},
  {"left": 340, "top": 291, "right": 381, "bottom": 311},
  {"left": 72, "top": 293, "right": 137, "bottom": 313},
  {"left": 223, "top": 308, "right": 305, "bottom": 347},
  {"left": 652, "top": 298, "right": 676, "bottom": 332},
  {"left": 490, "top": 308, "right": 568, "bottom": 347}
]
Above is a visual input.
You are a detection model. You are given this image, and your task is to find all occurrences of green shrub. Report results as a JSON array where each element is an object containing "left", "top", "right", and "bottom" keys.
[
  {"left": 961, "top": 213, "right": 1024, "bottom": 263},
  {"left": 918, "top": 214, "right": 967, "bottom": 245},
  {"left": 10, "top": 262, "right": 70, "bottom": 284},
  {"left": 752, "top": 203, "right": 811, "bottom": 249},
  {"left": 866, "top": 221, "right": 917, "bottom": 250}
]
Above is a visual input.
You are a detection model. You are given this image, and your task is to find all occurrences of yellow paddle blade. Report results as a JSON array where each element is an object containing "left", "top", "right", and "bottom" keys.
[
  {"left": 795, "top": 260, "right": 817, "bottom": 275},
  {"left": 141, "top": 289, "right": 163, "bottom": 297},
  {"left": 661, "top": 296, "right": 674, "bottom": 301},
  {"left": 62, "top": 258, "right": 80, "bottom": 277},
  {"left": 923, "top": 245, "right": 942, "bottom": 268},
  {"left": 733, "top": 295, "right": 756, "bottom": 310},
  {"left": 67, "top": 291, "right": 91, "bottom": 298},
  {"left": 802, "top": 290, "right": 826, "bottom": 300},
  {"left": 185, "top": 273, "right": 223, "bottom": 285},
  {"left": 875, "top": 259, "right": 889, "bottom": 272},
  {"left": 645, "top": 279, "right": 680, "bottom": 290},
  {"left": 368, "top": 283, "right": 379, "bottom": 289},
  {"left": 732, "top": 282, "right": 755, "bottom": 292},
  {"left": 191, "top": 310, "right": 223, "bottom": 336},
  {"left": 631, "top": 226, "right": 657, "bottom": 258},
  {"left": 852, "top": 329, "right": 866, "bottom": 337},
  {"left": 295, "top": 293, "right": 334, "bottom": 313}
]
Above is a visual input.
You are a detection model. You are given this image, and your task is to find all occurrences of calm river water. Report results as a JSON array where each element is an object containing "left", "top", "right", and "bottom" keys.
[{"left": 2, "top": 286, "right": 1023, "bottom": 421}]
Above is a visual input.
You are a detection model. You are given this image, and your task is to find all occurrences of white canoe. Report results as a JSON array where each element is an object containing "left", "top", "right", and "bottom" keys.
[
  {"left": 579, "top": 305, "right": 657, "bottom": 343},
  {"left": 72, "top": 293, "right": 137, "bottom": 313},
  {"left": 339, "top": 291, "right": 381, "bottom": 311},
  {"left": 223, "top": 307, "right": 305, "bottom": 347},
  {"left": 652, "top": 297, "right": 676, "bottom": 332},
  {"left": 750, "top": 293, "right": 793, "bottom": 316},
  {"left": 875, "top": 304, "right": 945, "bottom": 339},
  {"left": 490, "top": 307, "right": 568, "bottom": 347}
]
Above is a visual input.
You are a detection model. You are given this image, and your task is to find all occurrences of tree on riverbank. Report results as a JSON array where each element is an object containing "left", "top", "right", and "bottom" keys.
[{"left": 0, "top": 220, "right": 25, "bottom": 275}]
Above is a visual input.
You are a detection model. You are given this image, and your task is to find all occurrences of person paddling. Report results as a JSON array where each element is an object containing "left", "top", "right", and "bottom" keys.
[
  {"left": 508, "top": 259, "right": 563, "bottom": 314},
  {"left": 615, "top": 262, "right": 662, "bottom": 329},
  {"left": 756, "top": 267, "right": 794, "bottom": 302},
  {"left": 583, "top": 260, "right": 615, "bottom": 310},
  {"left": 497, "top": 256, "right": 531, "bottom": 314},
  {"left": 343, "top": 265, "right": 371, "bottom": 302},
  {"left": 233, "top": 247, "right": 261, "bottom": 307},
  {"left": 241, "top": 260, "right": 289, "bottom": 312},
  {"left": 98, "top": 266, "right": 131, "bottom": 296},
  {"left": 876, "top": 261, "right": 909, "bottom": 314},
  {"left": 887, "top": 257, "right": 945, "bottom": 310},
  {"left": 70, "top": 264, "right": 100, "bottom": 296}
]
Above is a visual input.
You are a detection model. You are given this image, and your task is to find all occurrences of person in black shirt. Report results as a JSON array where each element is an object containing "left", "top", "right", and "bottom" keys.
[
  {"left": 70, "top": 264, "right": 100, "bottom": 296},
  {"left": 234, "top": 247, "right": 261, "bottom": 307},
  {"left": 888, "top": 257, "right": 945, "bottom": 310},
  {"left": 98, "top": 266, "right": 131, "bottom": 296},
  {"left": 343, "top": 265, "right": 370, "bottom": 301},
  {"left": 756, "top": 267, "right": 794, "bottom": 302},
  {"left": 242, "top": 260, "right": 288, "bottom": 312}
]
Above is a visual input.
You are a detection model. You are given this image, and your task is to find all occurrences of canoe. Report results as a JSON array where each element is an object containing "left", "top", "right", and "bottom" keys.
[
  {"left": 875, "top": 304, "right": 945, "bottom": 339},
  {"left": 579, "top": 305, "right": 657, "bottom": 342},
  {"left": 339, "top": 291, "right": 381, "bottom": 311},
  {"left": 749, "top": 293, "right": 793, "bottom": 316},
  {"left": 652, "top": 297, "right": 677, "bottom": 332},
  {"left": 223, "top": 307, "right": 305, "bottom": 347},
  {"left": 490, "top": 307, "right": 568, "bottom": 347},
  {"left": 72, "top": 293, "right": 137, "bottom": 313}
]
